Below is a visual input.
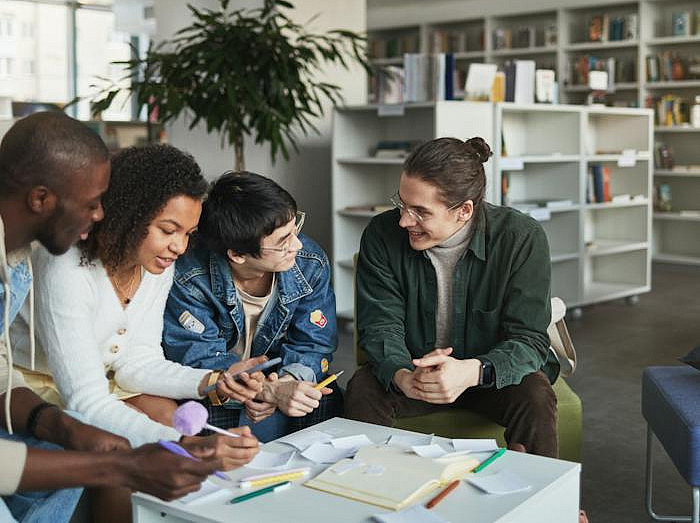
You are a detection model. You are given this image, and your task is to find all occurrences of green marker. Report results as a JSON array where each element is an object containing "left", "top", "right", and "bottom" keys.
[
  {"left": 229, "top": 481, "right": 291, "bottom": 504},
  {"left": 473, "top": 448, "right": 506, "bottom": 473}
]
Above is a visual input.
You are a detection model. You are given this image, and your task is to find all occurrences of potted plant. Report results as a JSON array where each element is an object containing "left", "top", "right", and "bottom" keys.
[{"left": 91, "top": 0, "right": 369, "bottom": 171}]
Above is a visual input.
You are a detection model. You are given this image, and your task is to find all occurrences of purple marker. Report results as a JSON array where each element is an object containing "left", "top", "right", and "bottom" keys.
[{"left": 158, "top": 439, "right": 230, "bottom": 481}]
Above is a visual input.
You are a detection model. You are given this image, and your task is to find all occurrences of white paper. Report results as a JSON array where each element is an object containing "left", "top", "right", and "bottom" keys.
[
  {"left": 387, "top": 434, "right": 433, "bottom": 448},
  {"left": 301, "top": 442, "right": 356, "bottom": 464},
  {"left": 364, "top": 464, "right": 386, "bottom": 476},
  {"left": 330, "top": 434, "right": 374, "bottom": 449},
  {"left": 452, "top": 439, "right": 499, "bottom": 453},
  {"left": 245, "top": 449, "right": 296, "bottom": 470},
  {"left": 277, "top": 430, "right": 333, "bottom": 451},
  {"left": 372, "top": 504, "right": 450, "bottom": 523},
  {"left": 465, "top": 63, "right": 497, "bottom": 99},
  {"left": 499, "top": 157, "right": 524, "bottom": 171},
  {"left": 618, "top": 149, "right": 637, "bottom": 167},
  {"left": 467, "top": 470, "right": 532, "bottom": 495},
  {"left": 411, "top": 444, "right": 448, "bottom": 458}
]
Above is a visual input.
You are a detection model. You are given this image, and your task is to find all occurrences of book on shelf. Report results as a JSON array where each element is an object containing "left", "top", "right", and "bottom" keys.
[
  {"left": 569, "top": 56, "right": 635, "bottom": 88},
  {"left": 370, "top": 66, "right": 405, "bottom": 105},
  {"left": 502, "top": 60, "right": 535, "bottom": 104},
  {"left": 654, "top": 183, "right": 672, "bottom": 212},
  {"left": 586, "top": 13, "right": 636, "bottom": 43},
  {"left": 373, "top": 140, "right": 420, "bottom": 159},
  {"left": 493, "top": 27, "right": 512, "bottom": 50},
  {"left": 304, "top": 444, "right": 479, "bottom": 511},
  {"left": 402, "top": 53, "right": 458, "bottom": 102},
  {"left": 535, "top": 69, "right": 556, "bottom": 103},
  {"left": 465, "top": 63, "right": 497, "bottom": 101},
  {"left": 587, "top": 165, "right": 611, "bottom": 203},
  {"left": 645, "top": 51, "right": 700, "bottom": 83},
  {"left": 654, "top": 142, "right": 675, "bottom": 170},
  {"left": 648, "top": 94, "right": 690, "bottom": 127}
]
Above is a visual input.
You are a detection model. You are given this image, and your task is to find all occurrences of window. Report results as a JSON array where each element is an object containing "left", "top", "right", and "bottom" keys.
[{"left": 0, "top": 1, "right": 148, "bottom": 121}]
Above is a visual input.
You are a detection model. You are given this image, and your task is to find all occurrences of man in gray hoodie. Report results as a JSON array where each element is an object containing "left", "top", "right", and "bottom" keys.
[{"left": 0, "top": 112, "right": 220, "bottom": 522}]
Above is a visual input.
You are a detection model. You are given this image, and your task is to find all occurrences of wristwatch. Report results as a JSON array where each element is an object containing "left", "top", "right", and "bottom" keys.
[{"left": 478, "top": 360, "right": 495, "bottom": 388}]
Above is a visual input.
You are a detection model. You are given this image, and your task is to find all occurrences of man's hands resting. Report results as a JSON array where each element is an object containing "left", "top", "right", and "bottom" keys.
[
  {"left": 258, "top": 375, "right": 332, "bottom": 417},
  {"left": 393, "top": 348, "right": 482, "bottom": 404}
]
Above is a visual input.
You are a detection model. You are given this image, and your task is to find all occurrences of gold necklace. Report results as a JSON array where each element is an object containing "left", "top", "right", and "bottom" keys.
[{"left": 111, "top": 266, "right": 140, "bottom": 305}]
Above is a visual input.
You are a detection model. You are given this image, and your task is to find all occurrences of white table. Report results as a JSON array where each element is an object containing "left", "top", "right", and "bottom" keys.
[{"left": 132, "top": 417, "right": 580, "bottom": 523}]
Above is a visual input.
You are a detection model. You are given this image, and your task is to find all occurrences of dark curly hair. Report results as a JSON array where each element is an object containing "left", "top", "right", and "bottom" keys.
[{"left": 80, "top": 143, "right": 208, "bottom": 271}]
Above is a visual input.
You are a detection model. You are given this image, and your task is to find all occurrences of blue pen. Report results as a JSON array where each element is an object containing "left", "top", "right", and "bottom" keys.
[{"left": 158, "top": 440, "right": 230, "bottom": 481}]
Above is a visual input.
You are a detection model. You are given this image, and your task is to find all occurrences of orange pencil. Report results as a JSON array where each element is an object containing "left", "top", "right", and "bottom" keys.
[{"left": 425, "top": 479, "right": 460, "bottom": 509}]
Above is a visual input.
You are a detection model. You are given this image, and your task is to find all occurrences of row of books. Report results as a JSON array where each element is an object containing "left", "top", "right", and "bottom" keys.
[
  {"left": 568, "top": 56, "right": 636, "bottom": 87},
  {"left": 430, "top": 29, "right": 484, "bottom": 54},
  {"left": 587, "top": 164, "right": 611, "bottom": 204},
  {"left": 646, "top": 52, "right": 700, "bottom": 83},
  {"left": 368, "top": 35, "right": 420, "bottom": 60},
  {"left": 647, "top": 94, "right": 690, "bottom": 127},
  {"left": 493, "top": 25, "right": 557, "bottom": 50},
  {"left": 585, "top": 13, "right": 637, "bottom": 42}
]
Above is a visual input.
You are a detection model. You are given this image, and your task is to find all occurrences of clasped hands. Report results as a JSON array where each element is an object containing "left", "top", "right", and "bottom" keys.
[{"left": 393, "top": 347, "right": 482, "bottom": 404}]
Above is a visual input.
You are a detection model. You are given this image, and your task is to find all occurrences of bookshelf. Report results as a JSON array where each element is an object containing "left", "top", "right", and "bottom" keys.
[
  {"left": 331, "top": 101, "right": 652, "bottom": 319},
  {"left": 331, "top": 101, "right": 495, "bottom": 319},
  {"left": 652, "top": 126, "right": 700, "bottom": 264},
  {"left": 495, "top": 103, "right": 653, "bottom": 312}
]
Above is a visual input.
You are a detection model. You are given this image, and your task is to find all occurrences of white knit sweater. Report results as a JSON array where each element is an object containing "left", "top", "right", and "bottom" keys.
[{"left": 10, "top": 246, "right": 210, "bottom": 447}]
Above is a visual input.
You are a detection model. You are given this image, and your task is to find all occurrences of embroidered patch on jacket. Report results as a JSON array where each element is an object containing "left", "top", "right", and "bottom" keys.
[
  {"left": 178, "top": 310, "right": 205, "bottom": 334},
  {"left": 310, "top": 309, "right": 327, "bottom": 328},
  {"left": 321, "top": 358, "right": 329, "bottom": 373}
]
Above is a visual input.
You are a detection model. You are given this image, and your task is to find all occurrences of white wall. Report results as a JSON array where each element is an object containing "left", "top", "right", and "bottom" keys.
[{"left": 153, "top": 0, "right": 366, "bottom": 252}]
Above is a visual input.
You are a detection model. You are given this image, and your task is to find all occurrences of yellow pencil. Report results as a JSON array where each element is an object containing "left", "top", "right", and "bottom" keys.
[
  {"left": 239, "top": 470, "right": 309, "bottom": 489},
  {"left": 314, "top": 370, "right": 344, "bottom": 390}
]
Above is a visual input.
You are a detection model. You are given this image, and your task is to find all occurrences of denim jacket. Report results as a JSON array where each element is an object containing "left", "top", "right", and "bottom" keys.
[{"left": 162, "top": 234, "right": 337, "bottom": 383}]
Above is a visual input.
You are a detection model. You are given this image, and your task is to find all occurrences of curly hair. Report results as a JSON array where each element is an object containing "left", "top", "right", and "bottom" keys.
[{"left": 80, "top": 143, "right": 208, "bottom": 271}]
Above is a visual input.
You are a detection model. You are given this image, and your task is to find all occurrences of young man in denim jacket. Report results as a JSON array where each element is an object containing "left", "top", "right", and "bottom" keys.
[{"left": 163, "top": 171, "right": 341, "bottom": 441}]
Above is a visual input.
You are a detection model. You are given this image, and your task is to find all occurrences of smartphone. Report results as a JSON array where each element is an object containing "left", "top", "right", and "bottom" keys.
[
  {"left": 203, "top": 357, "right": 283, "bottom": 394},
  {"left": 231, "top": 357, "right": 282, "bottom": 382}
]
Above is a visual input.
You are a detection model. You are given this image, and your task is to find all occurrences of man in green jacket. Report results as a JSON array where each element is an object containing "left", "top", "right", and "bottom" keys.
[{"left": 345, "top": 137, "right": 560, "bottom": 457}]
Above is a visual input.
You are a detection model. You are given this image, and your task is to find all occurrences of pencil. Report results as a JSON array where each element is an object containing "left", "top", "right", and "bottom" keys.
[
  {"left": 473, "top": 447, "right": 506, "bottom": 473},
  {"left": 314, "top": 370, "right": 344, "bottom": 390},
  {"left": 425, "top": 479, "right": 460, "bottom": 509}
]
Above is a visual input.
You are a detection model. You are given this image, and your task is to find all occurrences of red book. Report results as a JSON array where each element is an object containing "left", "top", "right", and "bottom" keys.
[{"left": 603, "top": 167, "right": 611, "bottom": 202}]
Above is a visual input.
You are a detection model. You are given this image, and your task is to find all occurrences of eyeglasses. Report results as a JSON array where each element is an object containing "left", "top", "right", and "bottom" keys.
[
  {"left": 259, "top": 211, "right": 305, "bottom": 256},
  {"left": 389, "top": 192, "right": 464, "bottom": 223}
]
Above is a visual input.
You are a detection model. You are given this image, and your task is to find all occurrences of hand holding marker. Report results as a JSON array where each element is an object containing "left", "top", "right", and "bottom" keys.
[{"left": 202, "top": 357, "right": 282, "bottom": 394}]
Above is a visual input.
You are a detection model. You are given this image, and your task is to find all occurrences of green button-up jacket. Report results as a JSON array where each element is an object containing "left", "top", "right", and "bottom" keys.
[{"left": 356, "top": 203, "right": 559, "bottom": 390}]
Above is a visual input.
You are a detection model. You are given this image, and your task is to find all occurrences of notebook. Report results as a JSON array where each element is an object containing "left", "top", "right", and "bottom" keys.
[{"left": 304, "top": 444, "right": 479, "bottom": 510}]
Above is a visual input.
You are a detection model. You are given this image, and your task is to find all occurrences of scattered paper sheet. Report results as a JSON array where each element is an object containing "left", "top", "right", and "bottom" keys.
[
  {"left": 301, "top": 442, "right": 356, "bottom": 464},
  {"left": 372, "top": 504, "right": 450, "bottom": 523},
  {"left": 365, "top": 464, "right": 386, "bottom": 476},
  {"left": 467, "top": 470, "right": 532, "bottom": 495},
  {"left": 331, "top": 435, "right": 374, "bottom": 449},
  {"left": 331, "top": 460, "right": 364, "bottom": 475},
  {"left": 451, "top": 439, "right": 499, "bottom": 453},
  {"left": 387, "top": 434, "right": 433, "bottom": 448},
  {"left": 411, "top": 444, "right": 448, "bottom": 458},
  {"left": 245, "top": 449, "right": 296, "bottom": 470},
  {"left": 277, "top": 430, "right": 333, "bottom": 451}
]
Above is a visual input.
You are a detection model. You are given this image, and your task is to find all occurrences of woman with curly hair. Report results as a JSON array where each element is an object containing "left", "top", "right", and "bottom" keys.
[{"left": 9, "top": 144, "right": 261, "bottom": 520}]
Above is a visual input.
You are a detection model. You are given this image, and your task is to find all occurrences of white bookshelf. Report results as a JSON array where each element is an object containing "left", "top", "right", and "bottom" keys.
[
  {"left": 367, "top": 1, "right": 700, "bottom": 110},
  {"left": 652, "top": 124, "right": 700, "bottom": 264},
  {"left": 495, "top": 103, "right": 653, "bottom": 310},
  {"left": 331, "top": 101, "right": 495, "bottom": 319}
]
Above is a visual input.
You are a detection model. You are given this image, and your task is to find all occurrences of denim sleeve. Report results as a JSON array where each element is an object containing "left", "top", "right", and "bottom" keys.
[
  {"left": 163, "top": 278, "right": 241, "bottom": 370},
  {"left": 277, "top": 260, "right": 337, "bottom": 383}
]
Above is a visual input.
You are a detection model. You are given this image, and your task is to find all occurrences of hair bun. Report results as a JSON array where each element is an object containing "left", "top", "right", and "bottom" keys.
[{"left": 464, "top": 137, "right": 492, "bottom": 164}]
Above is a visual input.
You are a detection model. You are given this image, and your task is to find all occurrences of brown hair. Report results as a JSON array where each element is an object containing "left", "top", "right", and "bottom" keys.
[{"left": 402, "top": 137, "right": 492, "bottom": 210}]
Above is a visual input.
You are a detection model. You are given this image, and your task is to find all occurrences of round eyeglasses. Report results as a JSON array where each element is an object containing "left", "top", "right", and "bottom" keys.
[
  {"left": 259, "top": 211, "right": 305, "bottom": 256},
  {"left": 389, "top": 192, "right": 464, "bottom": 223}
]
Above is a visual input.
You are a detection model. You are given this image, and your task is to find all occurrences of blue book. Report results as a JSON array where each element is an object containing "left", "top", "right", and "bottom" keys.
[{"left": 592, "top": 164, "right": 604, "bottom": 203}]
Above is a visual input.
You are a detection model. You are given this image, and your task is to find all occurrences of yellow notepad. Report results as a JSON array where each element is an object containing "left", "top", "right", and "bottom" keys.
[{"left": 304, "top": 445, "right": 479, "bottom": 510}]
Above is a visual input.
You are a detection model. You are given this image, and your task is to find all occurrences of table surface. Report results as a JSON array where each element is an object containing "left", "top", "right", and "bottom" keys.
[{"left": 132, "top": 417, "right": 580, "bottom": 523}]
